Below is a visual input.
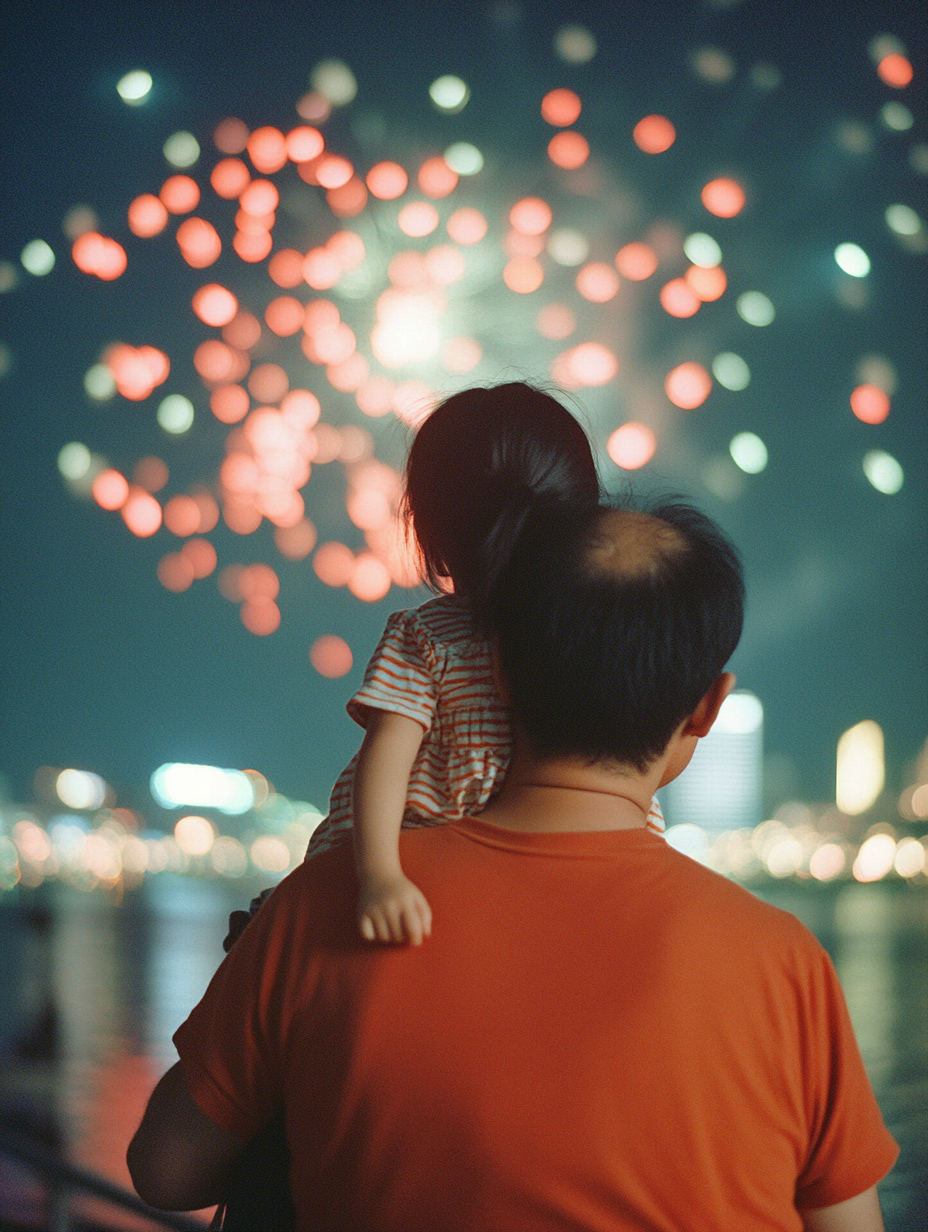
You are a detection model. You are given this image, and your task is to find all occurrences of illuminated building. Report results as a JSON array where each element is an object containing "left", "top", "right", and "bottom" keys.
[{"left": 660, "top": 691, "right": 764, "bottom": 832}]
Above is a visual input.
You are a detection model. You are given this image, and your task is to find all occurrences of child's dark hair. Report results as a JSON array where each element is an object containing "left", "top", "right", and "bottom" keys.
[
  {"left": 404, "top": 382, "right": 600, "bottom": 624},
  {"left": 491, "top": 497, "right": 745, "bottom": 770}
]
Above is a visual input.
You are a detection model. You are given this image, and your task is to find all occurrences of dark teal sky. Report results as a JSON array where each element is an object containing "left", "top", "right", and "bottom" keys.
[{"left": 1, "top": 0, "right": 925, "bottom": 814}]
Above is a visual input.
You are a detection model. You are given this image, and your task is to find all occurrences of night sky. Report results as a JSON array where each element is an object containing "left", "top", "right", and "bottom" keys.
[{"left": 1, "top": 0, "right": 925, "bottom": 817}]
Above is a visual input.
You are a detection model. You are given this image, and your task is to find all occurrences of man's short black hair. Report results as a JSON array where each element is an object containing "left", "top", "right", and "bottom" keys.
[{"left": 491, "top": 499, "right": 745, "bottom": 770}]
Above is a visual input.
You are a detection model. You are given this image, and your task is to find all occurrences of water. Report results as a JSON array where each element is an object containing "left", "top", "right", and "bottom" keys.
[{"left": 1, "top": 877, "right": 925, "bottom": 1230}]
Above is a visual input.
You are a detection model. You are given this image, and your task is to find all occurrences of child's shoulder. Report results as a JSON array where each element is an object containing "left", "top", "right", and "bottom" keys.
[{"left": 384, "top": 593, "right": 478, "bottom": 650}]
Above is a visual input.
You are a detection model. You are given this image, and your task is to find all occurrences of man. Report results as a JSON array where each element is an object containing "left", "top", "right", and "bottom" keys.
[{"left": 129, "top": 500, "right": 897, "bottom": 1231}]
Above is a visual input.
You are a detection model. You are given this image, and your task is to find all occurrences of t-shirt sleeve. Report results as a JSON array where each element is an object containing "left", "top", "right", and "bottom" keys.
[
  {"left": 794, "top": 944, "right": 899, "bottom": 1210},
  {"left": 173, "top": 883, "right": 292, "bottom": 1139},
  {"left": 346, "top": 608, "right": 438, "bottom": 732}
]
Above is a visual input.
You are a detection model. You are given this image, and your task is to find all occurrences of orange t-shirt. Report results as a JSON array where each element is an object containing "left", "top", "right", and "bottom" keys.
[{"left": 175, "top": 819, "right": 897, "bottom": 1232}]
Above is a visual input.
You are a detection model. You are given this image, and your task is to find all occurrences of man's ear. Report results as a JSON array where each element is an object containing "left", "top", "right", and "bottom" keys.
[
  {"left": 682, "top": 672, "right": 736, "bottom": 738},
  {"left": 489, "top": 638, "right": 511, "bottom": 703}
]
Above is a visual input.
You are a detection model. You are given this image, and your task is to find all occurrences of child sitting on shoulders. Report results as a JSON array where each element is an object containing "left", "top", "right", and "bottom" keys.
[{"left": 304, "top": 382, "right": 665, "bottom": 945}]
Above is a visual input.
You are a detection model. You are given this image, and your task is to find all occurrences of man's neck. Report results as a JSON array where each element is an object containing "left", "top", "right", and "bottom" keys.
[{"left": 479, "top": 748, "right": 667, "bottom": 834}]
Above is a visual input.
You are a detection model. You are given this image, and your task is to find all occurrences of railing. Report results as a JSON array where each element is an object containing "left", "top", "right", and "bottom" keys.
[{"left": 0, "top": 1126, "right": 206, "bottom": 1232}]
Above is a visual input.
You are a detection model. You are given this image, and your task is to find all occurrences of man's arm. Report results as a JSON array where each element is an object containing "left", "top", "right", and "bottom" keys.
[
  {"left": 801, "top": 1187, "right": 885, "bottom": 1232},
  {"left": 127, "top": 1061, "right": 247, "bottom": 1211}
]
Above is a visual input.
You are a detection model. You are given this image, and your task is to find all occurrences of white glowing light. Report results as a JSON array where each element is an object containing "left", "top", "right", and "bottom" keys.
[
  {"left": 853, "top": 834, "right": 896, "bottom": 882},
  {"left": 713, "top": 691, "right": 763, "bottom": 735},
  {"left": 683, "top": 232, "right": 722, "bottom": 267},
  {"left": 84, "top": 363, "right": 116, "bottom": 400},
  {"left": 444, "top": 142, "right": 484, "bottom": 175},
  {"left": 834, "top": 243, "right": 870, "bottom": 277},
  {"left": 150, "top": 763, "right": 255, "bottom": 814},
  {"left": 664, "top": 824, "right": 711, "bottom": 866},
  {"left": 310, "top": 60, "right": 357, "bottom": 106},
  {"left": 809, "top": 843, "right": 846, "bottom": 881},
  {"left": 885, "top": 204, "right": 922, "bottom": 236},
  {"left": 174, "top": 815, "right": 215, "bottom": 857},
  {"left": 21, "top": 240, "right": 55, "bottom": 276},
  {"left": 863, "top": 450, "right": 903, "bottom": 495},
  {"left": 58, "top": 442, "right": 92, "bottom": 481},
  {"left": 163, "top": 131, "right": 200, "bottom": 168},
  {"left": 157, "top": 394, "right": 194, "bottom": 434},
  {"left": 836, "top": 721, "right": 884, "bottom": 815},
  {"left": 765, "top": 837, "right": 803, "bottom": 878},
  {"left": 712, "top": 352, "right": 750, "bottom": 391},
  {"left": 56, "top": 768, "right": 107, "bottom": 810},
  {"left": 117, "top": 71, "right": 153, "bottom": 104},
  {"left": 250, "top": 835, "right": 291, "bottom": 873},
  {"left": 729, "top": 432, "right": 768, "bottom": 474},
  {"left": 881, "top": 102, "right": 913, "bottom": 131},
  {"left": 736, "top": 291, "right": 775, "bottom": 326},
  {"left": 894, "top": 838, "right": 926, "bottom": 878},
  {"left": 553, "top": 24, "right": 597, "bottom": 64},
  {"left": 547, "top": 229, "right": 589, "bottom": 266},
  {"left": 429, "top": 75, "right": 470, "bottom": 113},
  {"left": 210, "top": 835, "right": 249, "bottom": 877}
]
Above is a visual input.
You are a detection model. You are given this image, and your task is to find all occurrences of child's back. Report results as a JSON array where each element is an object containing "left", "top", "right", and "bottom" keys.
[{"left": 307, "top": 592, "right": 511, "bottom": 859}]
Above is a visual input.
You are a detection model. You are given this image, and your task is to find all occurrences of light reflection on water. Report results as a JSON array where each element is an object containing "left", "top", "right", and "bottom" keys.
[{"left": 1, "top": 878, "right": 925, "bottom": 1230}]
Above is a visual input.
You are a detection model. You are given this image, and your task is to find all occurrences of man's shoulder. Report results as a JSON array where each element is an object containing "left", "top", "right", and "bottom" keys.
[{"left": 663, "top": 845, "right": 823, "bottom": 956}]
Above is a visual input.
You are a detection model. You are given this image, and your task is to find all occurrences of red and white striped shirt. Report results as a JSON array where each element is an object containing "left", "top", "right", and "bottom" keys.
[{"left": 307, "top": 594, "right": 664, "bottom": 858}]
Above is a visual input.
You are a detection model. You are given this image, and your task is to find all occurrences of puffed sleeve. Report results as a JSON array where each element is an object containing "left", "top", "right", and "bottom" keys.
[{"left": 346, "top": 608, "right": 438, "bottom": 733}]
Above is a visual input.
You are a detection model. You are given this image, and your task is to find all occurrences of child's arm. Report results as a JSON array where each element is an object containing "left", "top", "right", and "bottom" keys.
[{"left": 353, "top": 708, "right": 432, "bottom": 945}]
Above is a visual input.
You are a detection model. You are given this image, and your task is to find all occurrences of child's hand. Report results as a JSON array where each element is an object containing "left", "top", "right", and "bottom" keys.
[{"left": 358, "top": 873, "right": 433, "bottom": 945}]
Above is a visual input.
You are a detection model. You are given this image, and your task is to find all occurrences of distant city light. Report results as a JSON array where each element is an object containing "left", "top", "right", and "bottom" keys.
[
  {"left": 157, "top": 394, "right": 195, "bottom": 434},
  {"left": 429, "top": 75, "right": 470, "bottom": 113},
  {"left": 853, "top": 833, "right": 896, "bottom": 882},
  {"left": 876, "top": 53, "right": 913, "bottom": 88},
  {"left": 151, "top": 763, "right": 255, "bottom": 814},
  {"left": 117, "top": 70, "right": 153, "bottom": 105},
  {"left": 729, "top": 432, "right": 768, "bottom": 474},
  {"left": 863, "top": 450, "right": 903, "bottom": 495},
  {"left": 712, "top": 352, "right": 750, "bottom": 390},
  {"left": 58, "top": 442, "right": 92, "bottom": 481},
  {"left": 553, "top": 24, "right": 597, "bottom": 64},
  {"left": 885, "top": 203, "right": 922, "bottom": 236},
  {"left": 444, "top": 143, "right": 484, "bottom": 175},
  {"left": 894, "top": 838, "right": 926, "bottom": 878},
  {"left": 84, "top": 363, "right": 116, "bottom": 400},
  {"left": 174, "top": 815, "right": 215, "bottom": 856},
  {"left": 880, "top": 102, "right": 913, "bottom": 131},
  {"left": 547, "top": 229, "right": 588, "bottom": 266},
  {"left": 251, "top": 835, "right": 291, "bottom": 873},
  {"left": 736, "top": 291, "right": 775, "bottom": 326},
  {"left": 683, "top": 232, "right": 722, "bottom": 267},
  {"left": 310, "top": 60, "right": 357, "bottom": 106},
  {"left": 57, "top": 769, "right": 107, "bottom": 810},
  {"left": 163, "top": 131, "right": 200, "bottom": 168},
  {"left": 834, "top": 243, "right": 870, "bottom": 277},
  {"left": 836, "top": 721, "right": 884, "bottom": 815},
  {"left": 21, "top": 240, "right": 55, "bottom": 276},
  {"left": 809, "top": 843, "right": 846, "bottom": 881}
]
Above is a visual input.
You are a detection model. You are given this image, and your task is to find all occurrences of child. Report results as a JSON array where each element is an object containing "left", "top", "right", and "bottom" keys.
[{"left": 304, "top": 382, "right": 665, "bottom": 945}]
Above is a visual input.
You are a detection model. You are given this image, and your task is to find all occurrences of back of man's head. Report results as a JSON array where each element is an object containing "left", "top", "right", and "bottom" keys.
[{"left": 491, "top": 499, "right": 745, "bottom": 770}]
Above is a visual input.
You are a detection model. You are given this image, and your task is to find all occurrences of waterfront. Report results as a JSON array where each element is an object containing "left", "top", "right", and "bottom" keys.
[{"left": 0, "top": 875, "right": 925, "bottom": 1229}]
